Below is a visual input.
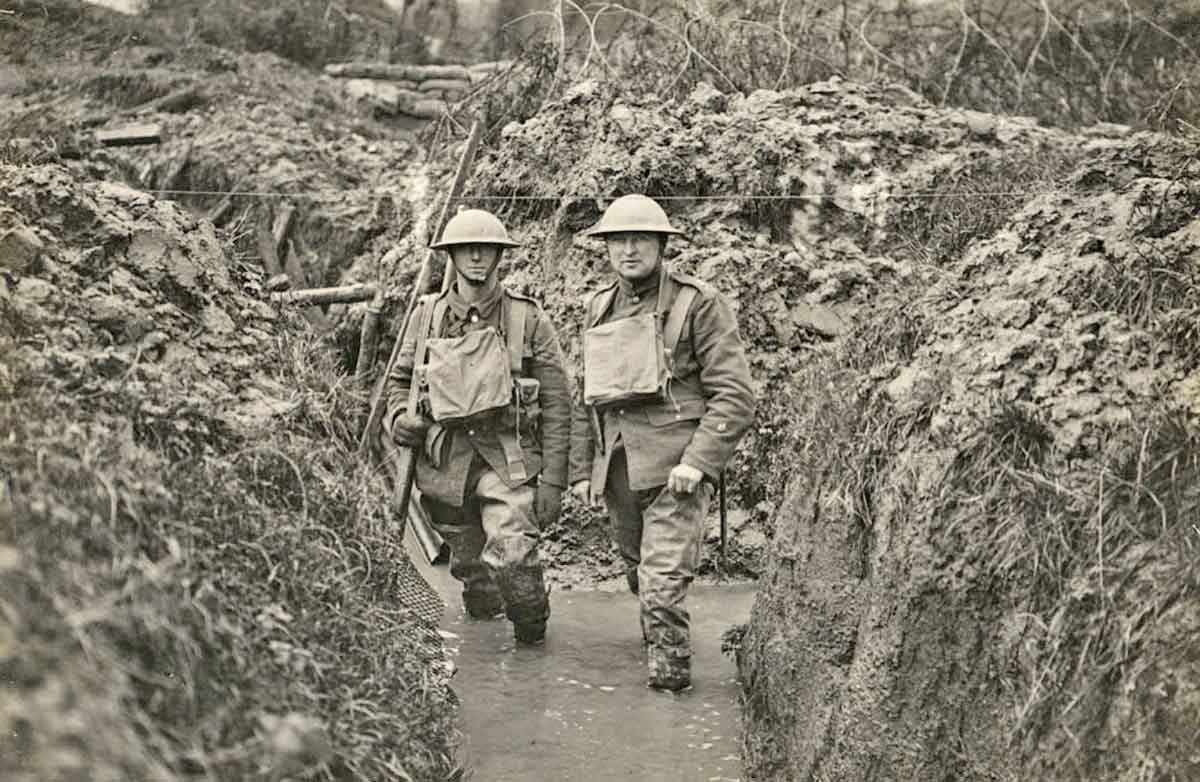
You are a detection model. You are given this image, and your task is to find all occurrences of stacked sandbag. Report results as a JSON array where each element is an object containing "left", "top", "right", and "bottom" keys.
[{"left": 325, "top": 60, "right": 514, "bottom": 119}]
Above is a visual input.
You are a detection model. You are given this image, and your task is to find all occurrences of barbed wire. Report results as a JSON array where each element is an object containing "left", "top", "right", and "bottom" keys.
[{"left": 157, "top": 188, "right": 1081, "bottom": 201}]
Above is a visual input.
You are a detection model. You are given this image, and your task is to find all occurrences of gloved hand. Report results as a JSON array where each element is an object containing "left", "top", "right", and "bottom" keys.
[
  {"left": 535, "top": 482, "right": 565, "bottom": 528},
  {"left": 390, "top": 412, "right": 431, "bottom": 448}
]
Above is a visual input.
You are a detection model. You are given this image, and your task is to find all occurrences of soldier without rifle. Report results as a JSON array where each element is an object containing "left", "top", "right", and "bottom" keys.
[
  {"left": 385, "top": 209, "right": 572, "bottom": 646},
  {"left": 569, "top": 194, "right": 756, "bottom": 690}
]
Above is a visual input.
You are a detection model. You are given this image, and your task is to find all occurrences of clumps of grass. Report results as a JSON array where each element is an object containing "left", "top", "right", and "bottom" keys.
[
  {"left": 1057, "top": 167, "right": 1200, "bottom": 368},
  {"left": 887, "top": 147, "right": 1083, "bottom": 267},
  {"left": 934, "top": 402, "right": 1200, "bottom": 781},
  {"left": 748, "top": 294, "right": 935, "bottom": 535},
  {"left": 0, "top": 325, "right": 459, "bottom": 781}
]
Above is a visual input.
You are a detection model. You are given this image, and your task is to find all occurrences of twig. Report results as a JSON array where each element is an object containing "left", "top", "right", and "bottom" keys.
[
  {"left": 612, "top": 3, "right": 740, "bottom": 93},
  {"left": 1018, "top": 0, "right": 1051, "bottom": 106},
  {"left": 728, "top": 18, "right": 800, "bottom": 90},
  {"left": 853, "top": 8, "right": 918, "bottom": 86},
  {"left": 1039, "top": 0, "right": 1102, "bottom": 79},
  {"left": 960, "top": 0, "right": 1021, "bottom": 83},
  {"left": 942, "top": 7, "right": 970, "bottom": 106},
  {"left": 1100, "top": 0, "right": 1136, "bottom": 108}
]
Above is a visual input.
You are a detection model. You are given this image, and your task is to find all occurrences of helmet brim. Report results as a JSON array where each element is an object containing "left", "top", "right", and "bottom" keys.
[
  {"left": 429, "top": 237, "right": 523, "bottom": 249},
  {"left": 580, "top": 224, "right": 684, "bottom": 238}
]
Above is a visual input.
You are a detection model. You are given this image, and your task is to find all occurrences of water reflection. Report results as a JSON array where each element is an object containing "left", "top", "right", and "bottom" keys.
[{"left": 406, "top": 527, "right": 753, "bottom": 782}]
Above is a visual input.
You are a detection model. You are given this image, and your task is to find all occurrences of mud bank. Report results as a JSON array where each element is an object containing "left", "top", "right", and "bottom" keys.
[
  {"left": 736, "top": 135, "right": 1200, "bottom": 781},
  {"left": 1, "top": 163, "right": 458, "bottom": 781}
]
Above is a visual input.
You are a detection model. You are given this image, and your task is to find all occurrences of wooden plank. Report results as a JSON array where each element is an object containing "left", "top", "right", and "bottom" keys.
[
  {"left": 270, "top": 283, "right": 378, "bottom": 306},
  {"left": 136, "top": 84, "right": 201, "bottom": 115},
  {"left": 95, "top": 123, "right": 162, "bottom": 147},
  {"left": 324, "top": 61, "right": 471, "bottom": 82}
]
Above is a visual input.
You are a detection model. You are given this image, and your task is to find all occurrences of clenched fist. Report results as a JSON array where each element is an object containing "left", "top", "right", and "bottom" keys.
[{"left": 667, "top": 463, "right": 705, "bottom": 495}]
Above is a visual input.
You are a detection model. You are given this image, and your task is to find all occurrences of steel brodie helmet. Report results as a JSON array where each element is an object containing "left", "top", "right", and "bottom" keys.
[
  {"left": 581, "top": 194, "right": 684, "bottom": 238},
  {"left": 430, "top": 208, "right": 522, "bottom": 249}
]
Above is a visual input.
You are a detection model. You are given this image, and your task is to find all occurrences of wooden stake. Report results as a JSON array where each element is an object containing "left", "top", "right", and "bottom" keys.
[
  {"left": 255, "top": 218, "right": 284, "bottom": 278},
  {"left": 354, "top": 286, "right": 386, "bottom": 378},
  {"left": 208, "top": 176, "right": 247, "bottom": 225},
  {"left": 156, "top": 137, "right": 194, "bottom": 200}
]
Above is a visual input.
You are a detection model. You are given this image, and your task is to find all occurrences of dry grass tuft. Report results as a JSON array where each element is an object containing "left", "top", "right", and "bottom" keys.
[{"left": 1, "top": 322, "right": 460, "bottom": 782}]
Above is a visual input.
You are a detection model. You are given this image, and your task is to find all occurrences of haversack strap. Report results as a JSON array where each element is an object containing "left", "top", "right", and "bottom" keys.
[
  {"left": 662, "top": 285, "right": 698, "bottom": 363},
  {"left": 503, "top": 295, "right": 528, "bottom": 375},
  {"left": 587, "top": 285, "right": 619, "bottom": 328},
  {"left": 406, "top": 294, "right": 441, "bottom": 416}
]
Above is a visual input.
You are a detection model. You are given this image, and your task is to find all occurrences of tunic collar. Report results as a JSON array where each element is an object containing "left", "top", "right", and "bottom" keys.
[
  {"left": 616, "top": 267, "right": 663, "bottom": 299},
  {"left": 445, "top": 284, "right": 504, "bottom": 322}
]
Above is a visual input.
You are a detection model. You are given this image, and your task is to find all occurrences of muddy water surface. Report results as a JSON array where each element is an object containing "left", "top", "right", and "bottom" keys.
[{"left": 406, "top": 529, "right": 753, "bottom": 782}]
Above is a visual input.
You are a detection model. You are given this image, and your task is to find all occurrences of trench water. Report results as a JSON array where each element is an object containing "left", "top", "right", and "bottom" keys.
[{"left": 404, "top": 528, "right": 754, "bottom": 782}]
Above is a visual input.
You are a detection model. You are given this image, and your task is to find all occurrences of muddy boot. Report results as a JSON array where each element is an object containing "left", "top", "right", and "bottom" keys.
[
  {"left": 462, "top": 591, "right": 504, "bottom": 620},
  {"left": 511, "top": 597, "right": 550, "bottom": 647},
  {"left": 496, "top": 563, "right": 550, "bottom": 646},
  {"left": 513, "top": 619, "right": 547, "bottom": 646},
  {"left": 646, "top": 645, "right": 691, "bottom": 692},
  {"left": 625, "top": 567, "right": 639, "bottom": 595}
]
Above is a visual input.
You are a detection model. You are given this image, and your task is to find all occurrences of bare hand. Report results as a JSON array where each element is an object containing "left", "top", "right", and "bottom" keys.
[
  {"left": 667, "top": 464, "right": 705, "bottom": 495},
  {"left": 571, "top": 480, "right": 601, "bottom": 509}
]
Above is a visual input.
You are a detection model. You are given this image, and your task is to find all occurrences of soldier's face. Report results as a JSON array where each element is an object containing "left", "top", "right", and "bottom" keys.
[
  {"left": 450, "top": 243, "right": 502, "bottom": 285},
  {"left": 604, "top": 232, "right": 662, "bottom": 282}
]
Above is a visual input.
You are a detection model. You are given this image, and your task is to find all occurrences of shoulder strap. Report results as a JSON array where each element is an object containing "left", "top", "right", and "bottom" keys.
[
  {"left": 586, "top": 284, "right": 618, "bottom": 328},
  {"left": 662, "top": 264, "right": 700, "bottom": 353},
  {"left": 429, "top": 295, "right": 450, "bottom": 341},
  {"left": 663, "top": 285, "right": 697, "bottom": 355},
  {"left": 502, "top": 294, "right": 528, "bottom": 375},
  {"left": 406, "top": 293, "right": 441, "bottom": 415}
]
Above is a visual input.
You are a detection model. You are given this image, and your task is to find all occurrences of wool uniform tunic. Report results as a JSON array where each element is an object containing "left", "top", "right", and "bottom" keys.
[
  {"left": 385, "top": 285, "right": 572, "bottom": 506},
  {"left": 568, "top": 266, "right": 755, "bottom": 659},
  {"left": 384, "top": 284, "right": 571, "bottom": 626}
]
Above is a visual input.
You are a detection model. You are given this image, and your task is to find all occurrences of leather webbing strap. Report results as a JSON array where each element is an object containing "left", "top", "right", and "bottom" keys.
[
  {"left": 502, "top": 295, "right": 527, "bottom": 375},
  {"left": 662, "top": 285, "right": 697, "bottom": 375},
  {"left": 405, "top": 294, "right": 440, "bottom": 417},
  {"left": 498, "top": 294, "right": 529, "bottom": 483}
]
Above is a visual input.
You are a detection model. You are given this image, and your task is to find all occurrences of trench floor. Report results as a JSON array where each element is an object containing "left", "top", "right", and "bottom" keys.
[{"left": 405, "top": 527, "right": 753, "bottom": 782}]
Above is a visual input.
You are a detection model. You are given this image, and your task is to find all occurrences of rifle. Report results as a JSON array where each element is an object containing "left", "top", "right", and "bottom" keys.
[{"left": 360, "top": 120, "right": 484, "bottom": 563}]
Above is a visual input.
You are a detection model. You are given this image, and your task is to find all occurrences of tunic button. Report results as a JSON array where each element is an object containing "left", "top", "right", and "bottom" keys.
[
  {"left": 632, "top": 296, "right": 639, "bottom": 303},
  {"left": 468, "top": 429, "right": 476, "bottom": 436},
  {"left": 618, "top": 409, "right": 625, "bottom": 415}
]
